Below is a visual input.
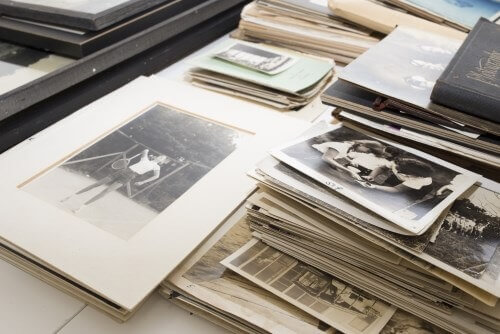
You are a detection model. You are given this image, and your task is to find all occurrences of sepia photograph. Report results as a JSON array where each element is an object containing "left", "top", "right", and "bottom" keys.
[
  {"left": 271, "top": 125, "right": 478, "bottom": 234},
  {"left": 178, "top": 216, "right": 333, "bottom": 333},
  {"left": 23, "top": 104, "right": 245, "bottom": 239},
  {"left": 380, "top": 309, "right": 448, "bottom": 334},
  {"left": 425, "top": 185, "right": 500, "bottom": 278},
  {"left": 0, "top": 42, "right": 73, "bottom": 96},
  {"left": 215, "top": 42, "right": 296, "bottom": 75},
  {"left": 222, "top": 239, "right": 395, "bottom": 334}
]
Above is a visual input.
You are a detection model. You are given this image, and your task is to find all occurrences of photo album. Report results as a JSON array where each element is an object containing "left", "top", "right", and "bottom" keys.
[{"left": 239, "top": 121, "right": 500, "bottom": 334}]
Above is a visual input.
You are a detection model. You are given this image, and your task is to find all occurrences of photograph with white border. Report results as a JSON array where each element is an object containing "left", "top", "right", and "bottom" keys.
[
  {"left": 221, "top": 238, "right": 396, "bottom": 334},
  {"left": 270, "top": 123, "right": 479, "bottom": 235}
]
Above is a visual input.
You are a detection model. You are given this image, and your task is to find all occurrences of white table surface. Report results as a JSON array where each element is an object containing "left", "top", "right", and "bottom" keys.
[{"left": 0, "top": 34, "right": 333, "bottom": 334}]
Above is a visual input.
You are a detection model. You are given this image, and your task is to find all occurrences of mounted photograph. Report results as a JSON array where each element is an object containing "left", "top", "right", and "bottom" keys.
[{"left": 22, "top": 103, "right": 246, "bottom": 239}]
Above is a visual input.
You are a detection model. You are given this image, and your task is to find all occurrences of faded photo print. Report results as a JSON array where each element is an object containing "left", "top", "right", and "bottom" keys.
[
  {"left": 340, "top": 27, "right": 461, "bottom": 109},
  {"left": 23, "top": 104, "right": 246, "bottom": 239},
  {"left": 223, "top": 239, "right": 395, "bottom": 333}
]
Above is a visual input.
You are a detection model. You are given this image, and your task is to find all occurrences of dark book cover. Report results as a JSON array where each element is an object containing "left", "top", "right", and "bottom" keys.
[{"left": 431, "top": 18, "right": 500, "bottom": 123}]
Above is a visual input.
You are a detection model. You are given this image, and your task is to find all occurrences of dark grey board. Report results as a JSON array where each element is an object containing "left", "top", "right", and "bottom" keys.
[
  {"left": 0, "top": 0, "right": 248, "bottom": 122},
  {"left": 0, "top": 0, "right": 176, "bottom": 31},
  {"left": 0, "top": 0, "right": 207, "bottom": 58},
  {"left": 0, "top": 3, "right": 243, "bottom": 154}
]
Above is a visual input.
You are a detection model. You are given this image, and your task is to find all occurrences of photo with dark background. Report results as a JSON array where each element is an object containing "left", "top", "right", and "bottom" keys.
[{"left": 281, "top": 126, "right": 458, "bottom": 219}]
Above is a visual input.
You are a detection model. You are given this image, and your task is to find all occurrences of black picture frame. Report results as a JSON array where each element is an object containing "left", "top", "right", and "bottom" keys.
[
  {"left": 0, "top": 0, "right": 248, "bottom": 123},
  {"left": 0, "top": 7, "right": 242, "bottom": 316},
  {"left": 0, "top": 3, "right": 243, "bottom": 154},
  {"left": 0, "top": 0, "right": 177, "bottom": 31},
  {"left": 0, "top": 0, "right": 207, "bottom": 58}
]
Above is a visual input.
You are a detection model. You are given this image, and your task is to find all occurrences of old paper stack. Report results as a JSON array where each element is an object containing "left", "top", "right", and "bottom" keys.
[
  {"left": 160, "top": 205, "right": 449, "bottom": 334},
  {"left": 321, "top": 26, "right": 500, "bottom": 177},
  {"left": 0, "top": 76, "right": 314, "bottom": 321},
  {"left": 160, "top": 119, "right": 498, "bottom": 334},
  {"left": 186, "top": 40, "right": 334, "bottom": 110},
  {"left": 233, "top": 0, "right": 381, "bottom": 64}
]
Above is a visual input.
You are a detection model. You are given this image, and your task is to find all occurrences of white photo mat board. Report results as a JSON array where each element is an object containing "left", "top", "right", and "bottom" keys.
[
  {"left": 270, "top": 122, "right": 480, "bottom": 235},
  {"left": 0, "top": 75, "right": 310, "bottom": 311}
]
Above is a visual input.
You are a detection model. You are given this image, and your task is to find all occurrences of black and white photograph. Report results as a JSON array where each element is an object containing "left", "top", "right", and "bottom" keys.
[
  {"left": 222, "top": 239, "right": 395, "bottom": 334},
  {"left": 259, "top": 159, "right": 442, "bottom": 252},
  {"left": 214, "top": 42, "right": 296, "bottom": 75},
  {"left": 22, "top": 104, "right": 246, "bottom": 239},
  {"left": 425, "top": 185, "right": 500, "bottom": 278},
  {"left": 271, "top": 125, "right": 478, "bottom": 234},
  {"left": 339, "top": 26, "right": 460, "bottom": 110},
  {"left": 0, "top": 41, "right": 73, "bottom": 96},
  {"left": 4, "top": 0, "right": 143, "bottom": 14}
]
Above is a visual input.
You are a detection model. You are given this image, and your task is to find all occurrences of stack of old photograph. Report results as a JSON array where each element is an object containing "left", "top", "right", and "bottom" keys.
[
  {"left": 186, "top": 39, "right": 334, "bottom": 110},
  {"left": 241, "top": 118, "right": 497, "bottom": 333},
  {"left": 160, "top": 119, "right": 499, "bottom": 334},
  {"left": 159, "top": 201, "right": 446, "bottom": 334},
  {"left": 233, "top": 0, "right": 382, "bottom": 64},
  {"left": 159, "top": 13, "right": 500, "bottom": 334},
  {"left": 322, "top": 23, "right": 500, "bottom": 178}
]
